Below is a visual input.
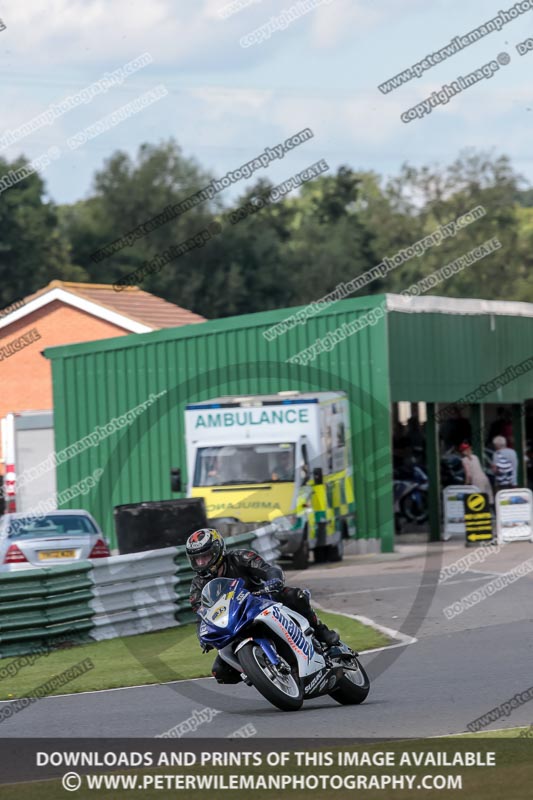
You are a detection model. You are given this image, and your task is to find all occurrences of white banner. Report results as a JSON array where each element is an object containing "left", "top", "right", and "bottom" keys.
[{"left": 496, "top": 488, "right": 533, "bottom": 544}]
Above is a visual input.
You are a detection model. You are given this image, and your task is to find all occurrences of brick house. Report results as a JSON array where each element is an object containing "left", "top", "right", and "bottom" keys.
[{"left": 0, "top": 280, "right": 206, "bottom": 477}]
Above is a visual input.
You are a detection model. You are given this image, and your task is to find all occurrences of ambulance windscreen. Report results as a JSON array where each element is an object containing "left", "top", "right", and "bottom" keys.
[{"left": 193, "top": 443, "right": 295, "bottom": 486}]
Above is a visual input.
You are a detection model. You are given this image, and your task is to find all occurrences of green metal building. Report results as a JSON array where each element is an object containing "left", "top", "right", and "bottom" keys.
[{"left": 45, "top": 294, "right": 533, "bottom": 552}]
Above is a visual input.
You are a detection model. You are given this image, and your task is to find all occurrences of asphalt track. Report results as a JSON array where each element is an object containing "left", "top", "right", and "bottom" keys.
[{"left": 1, "top": 540, "right": 532, "bottom": 738}]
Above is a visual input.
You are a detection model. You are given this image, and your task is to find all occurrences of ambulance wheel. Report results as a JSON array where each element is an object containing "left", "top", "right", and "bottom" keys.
[
  {"left": 292, "top": 530, "right": 309, "bottom": 570},
  {"left": 328, "top": 536, "right": 344, "bottom": 562}
]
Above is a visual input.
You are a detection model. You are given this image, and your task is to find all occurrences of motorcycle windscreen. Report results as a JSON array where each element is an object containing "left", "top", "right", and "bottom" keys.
[{"left": 200, "top": 577, "right": 240, "bottom": 608}]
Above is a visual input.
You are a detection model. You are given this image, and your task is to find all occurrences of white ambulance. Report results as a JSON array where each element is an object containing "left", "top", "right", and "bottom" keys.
[{"left": 182, "top": 391, "right": 355, "bottom": 569}]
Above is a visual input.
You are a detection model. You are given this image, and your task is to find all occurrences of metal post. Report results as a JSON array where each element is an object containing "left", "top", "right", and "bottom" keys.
[
  {"left": 512, "top": 402, "right": 526, "bottom": 486},
  {"left": 426, "top": 402, "right": 441, "bottom": 541},
  {"left": 470, "top": 404, "right": 484, "bottom": 461}
]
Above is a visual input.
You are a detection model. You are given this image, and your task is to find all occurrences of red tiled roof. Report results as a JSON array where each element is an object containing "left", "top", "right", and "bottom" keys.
[{"left": 23, "top": 281, "right": 206, "bottom": 329}]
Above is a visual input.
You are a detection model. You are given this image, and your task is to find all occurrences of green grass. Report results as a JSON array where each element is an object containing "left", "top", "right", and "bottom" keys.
[
  {"left": 453, "top": 727, "right": 532, "bottom": 739},
  {"left": 0, "top": 610, "right": 388, "bottom": 700}
]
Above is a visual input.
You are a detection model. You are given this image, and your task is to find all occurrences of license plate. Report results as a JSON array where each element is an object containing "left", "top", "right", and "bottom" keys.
[{"left": 38, "top": 550, "right": 75, "bottom": 560}]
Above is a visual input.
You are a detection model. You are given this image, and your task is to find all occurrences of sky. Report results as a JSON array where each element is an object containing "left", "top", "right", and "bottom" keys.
[{"left": 1, "top": 0, "right": 532, "bottom": 205}]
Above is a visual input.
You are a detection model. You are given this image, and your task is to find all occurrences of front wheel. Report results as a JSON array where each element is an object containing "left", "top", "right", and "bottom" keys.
[
  {"left": 328, "top": 656, "right": 370, "bottom": 705},
  {"left": 238, "top": 642, "right": 303, "bottom": 711}
]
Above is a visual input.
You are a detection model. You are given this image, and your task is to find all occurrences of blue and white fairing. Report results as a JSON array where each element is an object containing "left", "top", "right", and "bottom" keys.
[
  {"left": 197, "top": 577, "right": 273, "bottom": 650},
  {"left": 197, "top": 577, "right": 329, "bottom": 686}
]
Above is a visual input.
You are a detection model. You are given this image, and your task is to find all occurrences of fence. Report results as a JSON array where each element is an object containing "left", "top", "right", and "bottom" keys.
[
  {"left": 0, "top": 563, "right": 94, "bottom": 658},
  {"left": 0, "top": 527, "right": 280, "bottom": 657}
]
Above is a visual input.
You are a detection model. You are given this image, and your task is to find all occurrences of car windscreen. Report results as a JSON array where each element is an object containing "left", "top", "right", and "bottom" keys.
[
  {"left": 200, "top": 578, "right": 236, "bottom": 608},
  {"left": 6, "top": 515, "right": 98, "bottom": 538},
  {"left": 193, "top": 442, "right": 295, "bottom": 486}
]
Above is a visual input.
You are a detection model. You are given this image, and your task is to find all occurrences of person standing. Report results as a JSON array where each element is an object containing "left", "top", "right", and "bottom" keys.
[
  {"left": 491, "top": 435, "right": 518, "bottom": 490},
  {"left": 459, "top": 442, "right": 494, "bottom": 503}
]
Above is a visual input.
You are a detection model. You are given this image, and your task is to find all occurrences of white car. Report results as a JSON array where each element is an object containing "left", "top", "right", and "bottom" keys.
[{"left": 0, "top": 510, "right": 110, "bottom": 571}]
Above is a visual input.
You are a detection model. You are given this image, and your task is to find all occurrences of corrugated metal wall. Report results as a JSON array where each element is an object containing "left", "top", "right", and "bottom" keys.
[
  {"left": 388, "top": 311, "right": 533, "bottom": 402},
  {"left": 46, "top": 295, "right": 393, "bottom": 551}
]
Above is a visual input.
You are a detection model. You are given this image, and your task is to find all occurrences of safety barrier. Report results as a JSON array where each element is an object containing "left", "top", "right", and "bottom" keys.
[
  {"left": 0, "top": 527, "right": 281, "bottom": 657},
  {"left": 90, "top": 547, "right": 179, "bottom": 641},
  {"left": 0, "top": 563, "right": 95, "bottom": 658}
]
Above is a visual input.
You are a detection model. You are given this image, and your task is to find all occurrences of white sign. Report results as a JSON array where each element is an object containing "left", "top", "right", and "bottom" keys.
[
  {"left": 185, "top": 402, "right": 318, "bottom": 446},
  {"left": 442, "top": 485, "right": 480, "bottom": 540},
  {"left": 496, "top": 488, "right": 533, "bottom": 543},
  {"left": 191, "top": 406, "right": 310, "bottom": 430}
]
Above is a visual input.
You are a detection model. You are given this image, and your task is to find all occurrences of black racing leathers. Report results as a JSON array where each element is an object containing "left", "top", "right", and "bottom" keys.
[{"left": 189, "top": 548, "right": 284, "bottom": 613}]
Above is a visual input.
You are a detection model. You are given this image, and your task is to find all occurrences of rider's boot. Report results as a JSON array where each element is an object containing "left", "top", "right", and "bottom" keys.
[
  {"left": 306, "top": 602, "right": 340, "bottom": 647},
  {"left": 313, "top": 621, "right": 340, "bottom": 647}
]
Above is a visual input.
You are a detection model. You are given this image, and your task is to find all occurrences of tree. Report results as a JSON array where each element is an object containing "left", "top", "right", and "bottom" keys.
[
  {"left": 59, "top": 140, "right": 221, "bottom": 309},
  {"left": 357, "top": 152, "right": 526, "bottom": 301},
  {"left": 199, "top": 166, "right": 379, "bottom": 316},
  {"left": 5, "top": 143, "right": 532, "bottom": 317},
  {"left": 514, "top": 188, "right": 533, "bottom": 207},
  {"left": 0, "top": 156, "right": 83, "bottom": 309},
  {"left": 199, "top": 177, "right": 298, "bottom": 317},
  {"left": 284, "top": 167, "right": 378, "bottom": 303},
  {"left": 514, "top": 206, "right": 533, "bottom": 301}
]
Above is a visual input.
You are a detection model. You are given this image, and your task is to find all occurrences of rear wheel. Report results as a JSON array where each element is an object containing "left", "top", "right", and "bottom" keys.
[
  {"left": 328, "top": 656, "right": 370, "bottom": 705},
  {"left": 238, "top": 642, "right": 303, "bottom": 711}
]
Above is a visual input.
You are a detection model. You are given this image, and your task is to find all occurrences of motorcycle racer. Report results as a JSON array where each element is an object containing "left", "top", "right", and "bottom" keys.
[{"left": 186, "top": 528, "right": 340, "bottom": 684}]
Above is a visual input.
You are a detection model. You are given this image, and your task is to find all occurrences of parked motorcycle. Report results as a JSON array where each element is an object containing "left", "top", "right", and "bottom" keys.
[
  {"left": 440, "top": 451, "right": 465, "bottom": 487},
  {"left": 393, "top": 461, "right": 429, "bottom": 531},
  {"left": 198, "top": 577, "right": 370, "bottom": 711}
]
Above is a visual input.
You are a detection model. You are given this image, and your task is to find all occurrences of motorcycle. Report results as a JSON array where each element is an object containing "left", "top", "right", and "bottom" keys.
[
  {"left": 393, "top": 461, "right": 429, "bottom": 531},
  {"left": 440, "top": 451, "right": 465, "bottom": 487},
  {"left": 198, "top": 577, "right": 370, "bottom": 712}
]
